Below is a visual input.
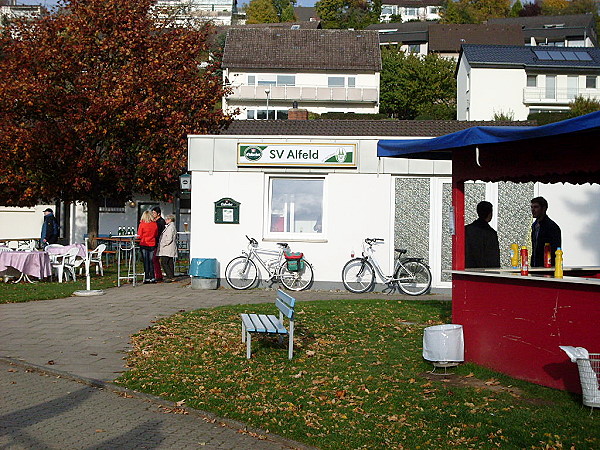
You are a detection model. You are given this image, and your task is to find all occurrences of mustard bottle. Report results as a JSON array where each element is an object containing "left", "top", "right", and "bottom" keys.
[
  {"left": 554, "top": 248, "right": 563, "bottom": 279},
  {"left": 510, "top": 243, "right": 519, "bottom": 268}
]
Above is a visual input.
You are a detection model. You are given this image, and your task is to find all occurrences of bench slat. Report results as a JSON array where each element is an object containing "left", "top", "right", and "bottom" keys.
[
  {"left": 241, "top": 313, "right": 287, "bottom": 334},
  {"left": 275, "top": 299, "right": 295, "bottom": 319}
]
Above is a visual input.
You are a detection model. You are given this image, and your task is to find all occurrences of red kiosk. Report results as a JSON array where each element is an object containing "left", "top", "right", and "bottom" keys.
[{"left": 378, "top": 112, "right": 600, "bottom": 393}]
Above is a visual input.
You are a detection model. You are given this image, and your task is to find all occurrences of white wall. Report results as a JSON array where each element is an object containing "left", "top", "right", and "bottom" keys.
[
  {"left": 536, "top": 183, "right": 600, "bottom": 266},
  {"left": 468, "top": 67, "right": 529, "bottom": 120},
  {"left": 0, "top": 204, "right": 53, "bottom": 240},
  {"left": 189, "top": 171, "right": 395, "bottom": 284}
]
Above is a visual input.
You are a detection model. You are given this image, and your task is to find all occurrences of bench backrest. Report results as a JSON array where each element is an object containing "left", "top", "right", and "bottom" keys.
[{"left": 276, "top": 289, "right": 296, "bottom": 320}]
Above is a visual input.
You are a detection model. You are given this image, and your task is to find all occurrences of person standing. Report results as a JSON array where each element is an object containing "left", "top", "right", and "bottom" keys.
[
  {"left": 530, "top": 196, "right": 561, "bottom": 267},
  {"left": 40, "top": 208, "right": 59, "bottom": 248},
  {"left": 157, "top": 214, "right": 177, "bottom": 283},
  {"left": 465, "top": 201, "right": 500, "bottom": 268},
  {"left": 138, "top": 210, "right": 158, "bottom": 283},
  {"left": 151, "top": 206, "right": 166, "bottom": 282}
]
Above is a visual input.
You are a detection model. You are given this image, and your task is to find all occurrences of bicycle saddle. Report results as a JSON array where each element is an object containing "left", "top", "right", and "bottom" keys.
[
  {"left": 395, "top": 248, "right": 407, "bottom": 255},
  {"left": 277, "top": 243, "right": 289, "bottom": 248}
]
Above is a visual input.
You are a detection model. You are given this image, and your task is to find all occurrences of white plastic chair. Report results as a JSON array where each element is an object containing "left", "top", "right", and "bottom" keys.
[
  {"left": 87, "top": 244, "right": 106, "bottom": 276},
  {"left": 7, "top": 241, "right": 19, "bottom": 250},
  {"left": 51, "top": 248, "right": 79, "bottom": 283},
  {"left": 18, "top": 240, "right": 36, "bottom": 251}
]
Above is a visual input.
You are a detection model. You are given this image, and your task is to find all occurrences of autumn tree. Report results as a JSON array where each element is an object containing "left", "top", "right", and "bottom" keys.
[
  {"left": 441, "top": 0, "right": 510, "bottom": 23},
  {"left": 541, "top": 0, "right": 568, "bottom": 16},
  {"left": 0, "top": 0, "right": 231, "bottom": 243},
  {"left": 380, "top": 48, "right": 456, "bottom": 119},
  {"left": 509, "top": 0, "right": 523, "bottom": 17},
  {"left": 569, "top": 96, "right": 600, "bottom": 117},
  {"left": 245, "top": 0, "right": 296, "bottom": 23},
  {"left": 316, "top": 0, "right": 382, "bottom": 29}
]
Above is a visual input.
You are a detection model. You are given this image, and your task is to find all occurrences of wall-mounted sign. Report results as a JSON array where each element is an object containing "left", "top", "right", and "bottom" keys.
[
  {"left": 238, "top": 143, "right": 357, "bottom": 167},
  {"left": 214, "top": 198, "right": 240, "bottom": 224},
  {"left": 180, "top": 173, "right": 191, "bottom": 190}
]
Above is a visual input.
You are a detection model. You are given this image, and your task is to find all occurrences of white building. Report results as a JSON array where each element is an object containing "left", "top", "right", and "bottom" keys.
[
  {"left": 0, "top": 1, "right": 44, "bottom": 23},
  {"left": 153, "top": 0, "right": 236, "bottom": 26},
  {"left": 457, "top": 44, "right": 600, "bottom": 121},
  {"left": 185, "top": 118, "right": 549, "bottom": 291},
  {"left": 380, "top": 0, "right": 442, "bottom": 23},
  {"left": 221, "top": 28, "right": 381, "bottom": 120}
]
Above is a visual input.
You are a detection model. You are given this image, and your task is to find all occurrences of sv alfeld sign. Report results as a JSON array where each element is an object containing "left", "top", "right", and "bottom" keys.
[{"left": 238, "top": 143, "right": 357, "bottom": 167}]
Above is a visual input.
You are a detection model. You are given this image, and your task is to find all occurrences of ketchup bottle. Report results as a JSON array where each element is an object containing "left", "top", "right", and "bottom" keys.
[
  {"left": 543, "top": 243, "right": 552, "bottom": 268},
  {"left": 520, "top": 246, "right": 529, "bottom": 276}
]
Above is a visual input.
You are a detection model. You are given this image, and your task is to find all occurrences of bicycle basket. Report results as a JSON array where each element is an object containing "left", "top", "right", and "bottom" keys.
[{"left": 285, "top": 252, "right": 304, "bottom": 272}]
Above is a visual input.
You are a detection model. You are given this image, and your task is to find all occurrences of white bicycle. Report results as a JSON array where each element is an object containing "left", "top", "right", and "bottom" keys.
[
  {"left": 225, "top": 235, "right": 314, "bottom": 291},
  {"left": 341, "top": 238, "right": 432, "bottom": 295}
]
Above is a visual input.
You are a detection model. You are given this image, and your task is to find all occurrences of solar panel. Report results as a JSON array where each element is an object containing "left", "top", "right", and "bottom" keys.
[
  {"left": 576, "top": 52, "right": 593, "bottom": 61},
  {"left": 548, "top": 51, "right": 565, "bottom": 60},
  {"left": 561, "top": 51, "right": 578, "bottom": 61},
  {"left": 534, "top": 50, "right": 551, "bottom": 60}
]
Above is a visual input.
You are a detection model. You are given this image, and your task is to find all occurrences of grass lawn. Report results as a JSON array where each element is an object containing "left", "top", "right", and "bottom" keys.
[
  {"left": 116, "top": 299, "right": 599, "bottom": 449},
  {"left": 0, "top": 267, "right": 121, "bottom": 303}
]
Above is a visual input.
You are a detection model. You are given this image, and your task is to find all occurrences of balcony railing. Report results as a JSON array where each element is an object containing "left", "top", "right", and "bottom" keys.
[
  {"left": 523, "top": 87, "right": 600, "bottom": 104},
  {"left": 226, "top": 85, "right": 379, "bottom": 103}
]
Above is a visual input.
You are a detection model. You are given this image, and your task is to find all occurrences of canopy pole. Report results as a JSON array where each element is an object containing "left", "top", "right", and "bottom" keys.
[{"left": 452, "top": 179, "right": 465, "bottom": 271}]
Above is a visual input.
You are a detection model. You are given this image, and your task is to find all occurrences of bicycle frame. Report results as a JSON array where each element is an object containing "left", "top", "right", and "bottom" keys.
[
  {"left": 242, "top": 242, "right": 286, "bottom": 280},
  {"left": 361, "top": 241, "right": 422, "bottom": 284}
]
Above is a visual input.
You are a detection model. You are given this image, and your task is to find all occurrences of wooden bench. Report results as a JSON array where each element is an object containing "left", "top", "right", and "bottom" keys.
[{"left": 241, "top": 289, "right": 296, "bottom": 359}]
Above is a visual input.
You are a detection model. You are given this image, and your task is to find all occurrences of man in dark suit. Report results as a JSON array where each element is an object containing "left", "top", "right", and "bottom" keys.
[{"left": 465, "top": 201, "right": 500, "bottom": 268}]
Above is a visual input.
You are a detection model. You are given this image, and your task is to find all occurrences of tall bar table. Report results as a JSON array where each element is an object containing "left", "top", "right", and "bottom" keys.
[{"left": 116, "top": 235, "right": 142, "bottom": 287}]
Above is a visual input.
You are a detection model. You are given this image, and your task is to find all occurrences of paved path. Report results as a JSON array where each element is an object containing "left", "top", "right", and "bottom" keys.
[{"left": 0, "top": 280, "right": 450, "bottom": 448}]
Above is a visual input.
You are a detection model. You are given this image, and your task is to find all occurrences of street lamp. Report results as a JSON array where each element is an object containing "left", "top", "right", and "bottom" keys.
[{"left": 265, "top": 88, "right": 271, "bottom": 120}]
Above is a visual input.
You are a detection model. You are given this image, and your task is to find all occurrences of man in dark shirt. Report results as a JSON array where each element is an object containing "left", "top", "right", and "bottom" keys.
[
  {"left": 40, "top": 208, "right": 59, "bottom": 247},
  {"left": 151, "top": 206, "right": 166, "bottom": 282},
  {"left": 465, "top": 201, "right": 500, "bottom": 268},
  {"left": 530, "top": 196, "right": 561, "bottom": 267}
]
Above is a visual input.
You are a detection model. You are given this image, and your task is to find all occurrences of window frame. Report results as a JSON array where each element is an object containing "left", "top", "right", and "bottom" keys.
[
  {"left": 264, "top": 176, "right": 327, "bottom": 241},
  {"left": 586, "top": 75, "right": 597, "bottom": 89}
]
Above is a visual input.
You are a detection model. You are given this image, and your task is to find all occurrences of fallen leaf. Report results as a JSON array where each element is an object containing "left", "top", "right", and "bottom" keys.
[{"left": 47, "top": 360, "right": 55, "bottom": 365}]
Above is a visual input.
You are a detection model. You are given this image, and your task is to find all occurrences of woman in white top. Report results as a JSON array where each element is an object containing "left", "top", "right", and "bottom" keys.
[{"left": 157, "top": 214, "right": 177, "bottom": 282}]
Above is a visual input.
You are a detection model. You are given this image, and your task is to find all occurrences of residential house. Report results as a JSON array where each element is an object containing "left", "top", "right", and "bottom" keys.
[
  {"left": 294, "top": 6, "right": 319, "bottom": 22},
  {"left": 457, "top": 44, "right": 600, "bottom": 120},
  {"left": 0, "top": 0, "right": 45, "bottom": 23},
  {"left": 222, "top": 28, "right": 381, "bottom": 119},
  {"left": 488, "top": 14, "right": 598, "bottom": 48},
  {"left": 153, "top": 0, "right": 236, "bottom": 26},
  {"left": 367, "top": 22, "right": 523, "bottom": 59},
  {"left": 428, "top": 24, "right": 523, "bottom": 60},
  {"left": 380, "top": 0, "right": 442, "bottom": 23},
  {"left": 366, "top": 21, "right": 429, "bottom": 55}
]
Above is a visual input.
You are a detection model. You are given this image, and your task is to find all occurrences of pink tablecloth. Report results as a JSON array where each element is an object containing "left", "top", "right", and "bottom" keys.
[
  {"left": 45, "top": 243, "right": 87, "bottom": 259},
  {"left": 0, "top": 251, "right": 52, "bottom": 279}
]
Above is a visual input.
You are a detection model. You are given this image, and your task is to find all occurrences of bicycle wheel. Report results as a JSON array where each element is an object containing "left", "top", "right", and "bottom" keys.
[
  {"left": 342, "top": 258, "right": 375, "bottom": 293},
  {"left": 225, "top": 256, "right": 258, "bottom": 290},
  {"left": 396, "top": 260, "right": 431, "bottom": 296},
  {"left": 280, "top": 260, "right": 314, "bottom": 291}
]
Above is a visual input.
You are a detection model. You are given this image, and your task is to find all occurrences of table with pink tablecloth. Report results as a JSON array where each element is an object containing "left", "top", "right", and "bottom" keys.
[
  {"left": 0, "top": 251, "right": 52, "bottom": 280},
  {"left": 45, "top": 243, "right": 87, "bottom": 259}
]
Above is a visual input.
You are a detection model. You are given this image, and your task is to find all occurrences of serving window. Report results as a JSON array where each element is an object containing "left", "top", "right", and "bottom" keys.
[{"left": 267, "top": 177, "right": 324, "bottom": 236}]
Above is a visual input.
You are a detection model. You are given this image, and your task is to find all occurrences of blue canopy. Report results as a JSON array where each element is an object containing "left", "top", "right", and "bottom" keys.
[{"left": 377, "top": 111, "right": 600, "bottom": 160}]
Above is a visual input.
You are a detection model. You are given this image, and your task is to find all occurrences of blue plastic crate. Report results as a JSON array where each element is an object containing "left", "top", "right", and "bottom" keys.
[{"left": 189, "top": 258, "right": 218, "bottom": 278}]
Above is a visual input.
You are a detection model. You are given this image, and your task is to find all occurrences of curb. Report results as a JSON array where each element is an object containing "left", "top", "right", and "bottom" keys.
[{"left": 1, "top": 356, "right": 317, "bottom": 450}]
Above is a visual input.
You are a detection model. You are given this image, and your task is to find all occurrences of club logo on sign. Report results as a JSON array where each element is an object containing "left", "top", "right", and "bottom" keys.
[{"left": 244, "top": 146, "right": 263, "bottom": 161}]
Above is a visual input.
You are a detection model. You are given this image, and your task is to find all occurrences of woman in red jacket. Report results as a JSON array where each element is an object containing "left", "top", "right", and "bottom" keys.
[{"left": 137, "top": 210, "right": 158, "bottom": 283}]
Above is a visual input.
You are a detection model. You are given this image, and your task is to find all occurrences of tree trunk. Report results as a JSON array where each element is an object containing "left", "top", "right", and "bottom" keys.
[{"left": 86, "top": 198, "right": 100, "bottom": 250}]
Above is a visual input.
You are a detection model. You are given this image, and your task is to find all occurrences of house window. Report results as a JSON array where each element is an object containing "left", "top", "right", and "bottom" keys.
[
  {"left": 348, "top": 77, "right": 356, "bottom": 87},
  {"left": 277, "top": 75, "right": 295, "bottom": 86},
  {"left": 257, "top": 109, "right": 276, "bottom": 120},
  {"left": 258, "top": 80, "right": 276, "bottom": 86},
  {"left": 527, "top": 75, "right": 537, "bottom": 87},
  {"left": 405, "top": 7, "right": 418, "bottom": 15},
  {"left": 382, "top": 6, "right": 393, "bottom": 14},
  {"left": 328, "top": 77, "right": 345, "bottom": 87},
  {"left": 247, "top": 110, "right": 255, "bottom": 119},
  {"left": 586, "top": 76, "right": 597, "bottom": 89},
  {"left": 545, "top": 75, "right": 556, "bottom": 99},
  {"left": 268, "top": 178, "right": 324, "bottom": 234},
  {"left": 408, "top": 44, "right": 420, "bottom": 53},
  {"left": 248, "top": 75, "right": 256, "bottom": 85}
]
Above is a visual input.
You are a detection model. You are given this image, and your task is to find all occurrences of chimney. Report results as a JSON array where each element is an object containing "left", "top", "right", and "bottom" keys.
[{"left": 288, "top": 101, "right": 308, "bottom": 120}]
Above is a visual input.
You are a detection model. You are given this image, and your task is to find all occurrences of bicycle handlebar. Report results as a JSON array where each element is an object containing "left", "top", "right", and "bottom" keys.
[
  {"left": 365, "top": 238, "right": 384, "bottom": 245},
  {"left": 245, "top": 235, "right": 258, "bottom": 246}
]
